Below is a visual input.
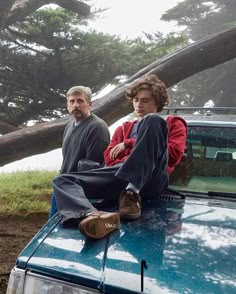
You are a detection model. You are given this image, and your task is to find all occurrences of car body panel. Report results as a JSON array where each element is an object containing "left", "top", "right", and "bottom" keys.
[
  {"left": 16, "top": 214, "right": 62, "bottom": 268},
  {"left": 16, "top": 198, "right": 236, "bottom": 294}
]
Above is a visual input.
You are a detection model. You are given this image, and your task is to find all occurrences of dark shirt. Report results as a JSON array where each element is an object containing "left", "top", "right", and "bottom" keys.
[
  {"left": 61, "top": 114, "right": 110, "bottom": 173},
  {"left": 129, "top": 121, "right": 139, "bottom": 139}
]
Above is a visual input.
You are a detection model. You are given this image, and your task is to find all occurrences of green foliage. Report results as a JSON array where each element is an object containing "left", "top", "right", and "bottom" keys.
[
  {"left": 162, "top": 0, "right": 236, "bottom": 107},
  {"left": 0, "top": 7, "right": 186, "bottom": 133},
  {"left": 162, "top": 0, "right": 236, "bottom": 40},
  {"left": 0, "top": 170, "right": 58, "bottom": 215}
]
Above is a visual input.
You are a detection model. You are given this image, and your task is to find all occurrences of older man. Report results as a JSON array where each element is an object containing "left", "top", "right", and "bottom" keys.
[
  {"left": 49, "top": 86, "right": 110, "bottom": 217},
  {"left": 60, "top": 86, "right": 110, "bottom": 173}
]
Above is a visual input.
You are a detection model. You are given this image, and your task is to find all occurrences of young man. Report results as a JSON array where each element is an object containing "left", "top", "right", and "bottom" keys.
[
  {"left": 53, "top": 75, "right": 187, "bottom": 239},
  {"left": 103, "top": 76, "right": 187, "bottom": 219},
  {"left": 104, "top": 77, "right": 187, "bottom": 175},
  {"left": 49, "top": 86, "right": 110, "bottom": 217}
]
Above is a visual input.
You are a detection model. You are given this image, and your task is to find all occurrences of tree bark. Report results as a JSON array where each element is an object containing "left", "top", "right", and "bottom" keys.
[
  {"left": 0, "top": 0, "right": 15, "bottom": 29},
  {"left": 0, "top": 120, "right": 19, "bottom": 134},
  {"left": 0, "top": 26, "right": 236, "bottom": 166},
  {"left": 0, "top": 0, "right": 90, "bottom": 29},
  {"left": 0, "top": 117, "right": 68, "bottom": 166}
]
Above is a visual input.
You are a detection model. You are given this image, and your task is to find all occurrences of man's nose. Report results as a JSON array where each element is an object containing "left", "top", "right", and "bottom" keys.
[
  {"left": 74, "top": 101, "right": 81, "bottom": 108},
  {"left": 137, "top": 100, "right": 142, "bottom": 107}
]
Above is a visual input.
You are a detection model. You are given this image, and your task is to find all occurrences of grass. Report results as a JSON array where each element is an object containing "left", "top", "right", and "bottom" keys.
[{"left": 0, "top": 170, "right": 58, "bottom": 216}]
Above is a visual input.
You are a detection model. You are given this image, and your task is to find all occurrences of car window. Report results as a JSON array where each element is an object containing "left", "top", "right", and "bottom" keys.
[{"left": 169, "top": 125, "right": 236, "bottom": 193}]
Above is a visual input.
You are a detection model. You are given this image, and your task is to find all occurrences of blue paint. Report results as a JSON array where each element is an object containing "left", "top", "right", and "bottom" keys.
[{"left": 16, "top": 198, "right": 236, "bottom": 293}]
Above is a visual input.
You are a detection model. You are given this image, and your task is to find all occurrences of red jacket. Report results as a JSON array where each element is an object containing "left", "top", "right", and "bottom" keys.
[{"left": 104, "top": 115, "right": 187, "bottom": 175}]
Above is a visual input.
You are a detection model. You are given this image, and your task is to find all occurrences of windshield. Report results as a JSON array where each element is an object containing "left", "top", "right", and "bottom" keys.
[{"left": 169, "top": 125, "right": 236, "bottom": 194}]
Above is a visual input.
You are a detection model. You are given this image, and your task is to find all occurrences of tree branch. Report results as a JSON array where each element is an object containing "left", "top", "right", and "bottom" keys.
[
  {"left": 1, "top": 0, "right": 91, "bottom": 29},
  {"left": 0, "top": 0, "right": 15, "bottom": 29},
  {"left": 0, "top": 26, "right": 236, "bottom": 166},
  {"left": 0, "top": 120, "right": 19, "bottom": 134},
  {"left": 93, "top": 26, "right": 236, "bottom": 124}
]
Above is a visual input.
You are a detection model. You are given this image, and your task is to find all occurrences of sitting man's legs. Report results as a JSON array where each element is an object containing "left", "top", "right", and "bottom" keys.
[
  {"left": 53, "top": 114, "right": 168, "bottom": 239},
  {"left": 116, "top": 113, "right": 168, "bottom": 219},
  {"left": 53, "top": 165, "right": 125, "bottom": 239},
  {"left": 49, "top": 193, "right": 57, "bottom": 219}
]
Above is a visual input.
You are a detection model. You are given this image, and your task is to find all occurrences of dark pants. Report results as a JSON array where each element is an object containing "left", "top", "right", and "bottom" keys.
[
  {"left": 53, "top": 114, "right": 169, "bottom": 224},
  {"left": 49, "top": 192, "right": 57, "bottom": 219}
]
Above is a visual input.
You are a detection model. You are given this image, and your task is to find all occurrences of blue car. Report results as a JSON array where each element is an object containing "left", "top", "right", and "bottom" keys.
[{"left": 7, "top": 107, "right": 236, "bottom": 294}]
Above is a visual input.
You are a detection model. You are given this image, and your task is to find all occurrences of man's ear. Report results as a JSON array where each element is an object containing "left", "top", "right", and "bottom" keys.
[{"left": 88, "top": 101, "right": 92, "bottom": 107}]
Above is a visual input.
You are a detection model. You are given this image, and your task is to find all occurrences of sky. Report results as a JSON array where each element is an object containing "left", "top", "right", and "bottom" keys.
[
  {"left": 0, "top": 0, "right": 184, "bottom": 173},
  {"left": 89, "top": 0, "right": 184, "bottom": 39}
]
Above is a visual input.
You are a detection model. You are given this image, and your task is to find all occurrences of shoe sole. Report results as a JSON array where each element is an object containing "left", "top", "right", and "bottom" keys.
[
  {"left": 79, "top": 213, "right": 120, "bottom": 239},
  {"left": 119, "top": 210, "right": 141, "bottom": 220}
]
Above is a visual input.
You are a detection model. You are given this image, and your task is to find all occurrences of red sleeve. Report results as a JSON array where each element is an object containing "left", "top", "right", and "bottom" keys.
[
  {"left": 124, "top": 138, "right": 136, "bottom": 148},
  {"left": 104, "top": 126, "right": 124, "bottom": 166},
  {"left": 104, "top": 122, "right": 137, "bottom": 166},
  {"left": 168, "top": 117, "right": 187, "bottom": 174}
]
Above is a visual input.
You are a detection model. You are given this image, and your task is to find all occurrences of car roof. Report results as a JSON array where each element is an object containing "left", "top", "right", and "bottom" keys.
[{"left": 162, "top": 107, "right": 236, "bottom": 125}]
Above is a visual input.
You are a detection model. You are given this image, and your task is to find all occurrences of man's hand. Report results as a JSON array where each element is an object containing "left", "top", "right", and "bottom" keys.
[{"left": 110, "top": 142, "right": 126, "bottom": 160}]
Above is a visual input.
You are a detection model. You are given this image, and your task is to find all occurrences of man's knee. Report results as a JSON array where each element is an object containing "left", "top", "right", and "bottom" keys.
[
  {"left": 139, "top": 113, "right": 166, "bottom": 130},
  {"left": 53, "top": 175, "right": 65, "bottom": 188}
]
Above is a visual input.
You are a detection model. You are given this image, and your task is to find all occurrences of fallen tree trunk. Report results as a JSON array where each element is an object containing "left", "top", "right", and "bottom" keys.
[
  {"left": 0, "top": 0, "right": 90, "bottom": 30},
  {"left": 0, "top": 26, "right": 236, "bottom": 166},
  {"left": 93, "top": 25, "right": 236, "bottom": 124}
]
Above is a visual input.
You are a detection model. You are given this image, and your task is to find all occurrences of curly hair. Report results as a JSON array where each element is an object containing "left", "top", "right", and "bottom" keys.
[{"left": 126, "top": 74, "right": 170, "bottom": 112}]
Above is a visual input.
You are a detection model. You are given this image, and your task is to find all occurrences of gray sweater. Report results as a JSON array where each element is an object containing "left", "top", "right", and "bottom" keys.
[{"left": 60, "top": 114, "right": 110, "bottom": 173}]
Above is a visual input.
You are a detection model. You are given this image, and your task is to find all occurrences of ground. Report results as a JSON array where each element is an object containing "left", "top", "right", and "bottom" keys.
[{"left": 0, "top": 214, "right": 48, "bottom": 294}]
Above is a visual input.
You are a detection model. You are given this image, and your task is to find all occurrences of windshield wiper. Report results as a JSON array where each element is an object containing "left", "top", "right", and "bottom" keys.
[
  {"left": 166, "top": 188, "right": 236, "bottom": 202},
  {"left": 164, "top": 188, "right": 186, "bottom": 199},
  {"left": 208, "top": 191, "right": 236, "bottom": 200}
]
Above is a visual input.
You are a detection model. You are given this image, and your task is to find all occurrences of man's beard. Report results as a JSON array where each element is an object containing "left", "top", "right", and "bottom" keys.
[{"left": 72, "top": 109, "right": 83, "bottom": 119}]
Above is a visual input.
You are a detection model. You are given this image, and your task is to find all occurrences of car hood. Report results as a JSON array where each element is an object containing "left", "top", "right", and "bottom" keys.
[{"left": 17, "top": 198, "right": 236, "bottom": 294}]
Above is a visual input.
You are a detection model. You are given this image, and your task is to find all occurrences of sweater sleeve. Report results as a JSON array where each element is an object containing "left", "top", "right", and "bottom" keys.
[
  {"left": 168, "top": 117, "right": 187, "bottom": 174},
  {"left": 124, "top": 138, "right": 136, "bottom": 148},
  {"left": 104, "top": 125, "right": 123, "bottom": 166},
  {"left": 85, "top": 123, "right": 110, "bottom": 165}
]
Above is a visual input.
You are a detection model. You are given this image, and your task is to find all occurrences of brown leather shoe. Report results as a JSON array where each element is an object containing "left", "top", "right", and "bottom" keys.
[
  {"left": 79, "top": 211, "right": 120, "bottom": 239},
  {"left": 119, "top": 190, "right": 141, "bottom": 219}
]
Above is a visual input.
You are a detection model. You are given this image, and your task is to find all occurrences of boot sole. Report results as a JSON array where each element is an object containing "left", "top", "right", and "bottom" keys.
[
  {"left": 119, "top": 210, "right": 141, "bottom": 220},
  {"left": 79, "top": 213, "right": 120, "bottom": 239}
]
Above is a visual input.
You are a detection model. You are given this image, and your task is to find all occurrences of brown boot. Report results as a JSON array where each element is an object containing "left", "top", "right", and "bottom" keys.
[
  {"left": 119, "top": 190, "right": 141, "bottom": 220},
  {"left": 79, "top": 211, "right": 120, "bottom": 239}
]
